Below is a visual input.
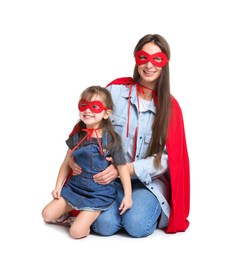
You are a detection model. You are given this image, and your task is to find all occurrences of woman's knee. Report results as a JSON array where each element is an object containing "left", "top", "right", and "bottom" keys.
[
  {"left": 92, "top": 212, "right": 121, "bottom": 236},
  {"left": 124, "top": 221, "right": 156, "bottom": 238},
  {"left": 122, "top": 205, "right": 161, "bottom": 238}
]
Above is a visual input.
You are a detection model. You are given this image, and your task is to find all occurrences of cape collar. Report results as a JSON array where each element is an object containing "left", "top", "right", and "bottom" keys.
[{"left": 71, "top": 128, "right": 103, "bottom": 155}]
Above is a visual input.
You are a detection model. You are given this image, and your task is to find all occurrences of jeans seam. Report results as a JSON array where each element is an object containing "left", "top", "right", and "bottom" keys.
[{"left": 146, "top": 203, "right": 161, "bottom": 235}]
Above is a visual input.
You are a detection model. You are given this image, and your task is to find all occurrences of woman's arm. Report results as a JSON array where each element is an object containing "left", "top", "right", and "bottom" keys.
[
  {"left": 92, "top": 157, "right": 135, "bottom": 185},
  {"left": 133, "top": 151, "right": 169, "bottom": 184},
  {"left": 68, "top": 153, "right": 82, "bottom": 175}
]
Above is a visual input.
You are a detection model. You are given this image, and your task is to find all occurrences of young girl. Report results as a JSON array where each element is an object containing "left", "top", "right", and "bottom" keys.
[{"left": 42, "top": 86, "right": 132, "bottom": 239}]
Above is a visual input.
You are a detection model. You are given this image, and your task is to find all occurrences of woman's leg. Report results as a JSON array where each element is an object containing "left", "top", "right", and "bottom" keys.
[
  {"left": 92, "top": 180, "right": 162, "bottom": 237},
  {"left": 91, "top": 201, "right": 122, "bottom": 235},
  {"left": 121, "top": 180, "right": 162, "bottom": 238},
  {"left": 91, "top": 182, "right": 122, "bottom": 236}
]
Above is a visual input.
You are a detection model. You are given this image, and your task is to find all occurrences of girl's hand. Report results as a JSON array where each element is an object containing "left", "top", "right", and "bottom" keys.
[
  {"left": 119, "top": 197, "right": 133, "bottom": 215},
  {"left": 51, "top": 187, "right": 61, "bottom": 199}
]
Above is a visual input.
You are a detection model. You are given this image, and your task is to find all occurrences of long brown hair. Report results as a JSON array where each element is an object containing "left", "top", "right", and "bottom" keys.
[
  {"left": 133, "top": 34, "right": 171, "bottom": 168},
  {"left": 77, "top": 85, "right": 122, "bottom": 152}
]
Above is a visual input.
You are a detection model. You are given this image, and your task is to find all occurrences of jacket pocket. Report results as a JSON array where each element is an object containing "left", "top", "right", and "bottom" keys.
[
  {"left": 140, "top": 134, "right": 151, "bottom": 158},
  {"left": 110, "top": 114, "right": 126, "bottom": 136}
]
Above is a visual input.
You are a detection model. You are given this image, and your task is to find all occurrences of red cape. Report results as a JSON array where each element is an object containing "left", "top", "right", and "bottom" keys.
[
  {"left": 68, "top": 77, "right": 190, "bottom": 233},
  {"left": 165, "top": 95, "right": 190, "bottom": 233}
]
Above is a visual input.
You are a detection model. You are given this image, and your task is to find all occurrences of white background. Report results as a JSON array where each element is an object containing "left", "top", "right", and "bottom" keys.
[{"left": 0, "top": 0, "right": 237, "bottom": 259}]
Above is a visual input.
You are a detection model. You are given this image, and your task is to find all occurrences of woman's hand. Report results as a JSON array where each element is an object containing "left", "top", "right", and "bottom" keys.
[
  {"left": 93, "top": 157, "right": 118, "bottom": 185},
  {"left": 68, "top": 154, "right": 82, "bottom": 175}
]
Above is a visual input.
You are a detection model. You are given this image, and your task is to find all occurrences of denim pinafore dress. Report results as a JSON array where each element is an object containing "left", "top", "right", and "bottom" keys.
[{"left": 61, "top": 131, "right": 117, "bottom": 211}]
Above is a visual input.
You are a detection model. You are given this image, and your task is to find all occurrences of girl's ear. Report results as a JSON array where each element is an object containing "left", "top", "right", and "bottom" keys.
[{"left": 103, "top": 109, "right": 112, "bottom": 119}]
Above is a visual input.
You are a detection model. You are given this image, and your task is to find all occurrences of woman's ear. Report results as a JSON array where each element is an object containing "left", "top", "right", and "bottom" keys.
[{"left": 103, "top": 109, "right": 112, "bottom": 119}]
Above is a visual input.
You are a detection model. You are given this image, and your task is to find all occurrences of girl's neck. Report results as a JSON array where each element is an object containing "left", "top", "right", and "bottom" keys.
[{"left": 85, "top": 126, "right": 103, "bottom": 138}]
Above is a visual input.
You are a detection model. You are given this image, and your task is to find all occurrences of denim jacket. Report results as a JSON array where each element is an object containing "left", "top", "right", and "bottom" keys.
[{"left": 107, "top": 83, "right": 170, "bottom": 228}]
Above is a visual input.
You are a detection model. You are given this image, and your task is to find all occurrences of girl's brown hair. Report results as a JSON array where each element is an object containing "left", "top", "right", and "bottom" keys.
[{"left": 133, "top": 34, "right": 171, "bottom": 168}]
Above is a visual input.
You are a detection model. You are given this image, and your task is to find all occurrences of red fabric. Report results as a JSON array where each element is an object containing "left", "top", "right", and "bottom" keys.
[
  {"left": 135, "top": 50, "right": 168, "bottom": 67},
  {"left": 68, "top": 77, "right": 190, "bottom": 231},
  {"left": 69, "top": 123, "right": 80, "bottom": 137},
  {"left": 105, "top": 77, "right": 134, "bottom": 87},
  {"left": 164, "top": 96, "right": 190, "bottom": 233}
]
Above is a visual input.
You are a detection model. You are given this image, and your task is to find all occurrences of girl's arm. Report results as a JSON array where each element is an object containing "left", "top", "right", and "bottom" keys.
[
  {"left": 117, "top": 164, "right": 133, "bottom": 215},
  {"left": 52, "top": 149, "right": 72, "bottom": 198}
]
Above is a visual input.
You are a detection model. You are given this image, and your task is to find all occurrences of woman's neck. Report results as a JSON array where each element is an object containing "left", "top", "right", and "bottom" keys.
[
  {"left": 138, "top": 88, "right": 152, "bottom": 100},
  {"left": 138, "top": 81, "right": 156, "bottom": 101}
]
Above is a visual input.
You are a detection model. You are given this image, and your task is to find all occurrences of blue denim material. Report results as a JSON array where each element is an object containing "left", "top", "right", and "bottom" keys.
[
  {"left": 92, "top": 179, "right": 162, "bottom": 237},
  {"left": 105, "top": 84, "right": 170, "bottom": 229},
  {"left": 61, "top": 133, "right": 117, "bottom": 211}
]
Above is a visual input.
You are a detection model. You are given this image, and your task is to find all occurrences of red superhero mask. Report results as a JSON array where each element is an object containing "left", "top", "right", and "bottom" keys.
[
  {"left": 78, "top": 99, "right": 109, "bottom": 113},
  {"left": 135, "top": 50, "right": 168, "bottom": 67}
]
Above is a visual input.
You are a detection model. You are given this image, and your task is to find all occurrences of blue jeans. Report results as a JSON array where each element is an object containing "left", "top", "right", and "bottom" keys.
[{"left": 92, "top": 179, "right": 162, "bottom": 238}]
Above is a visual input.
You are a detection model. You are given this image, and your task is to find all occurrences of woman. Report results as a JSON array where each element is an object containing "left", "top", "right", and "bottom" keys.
[{"left": 68, "top": 34, "right": 190, "bottom": 237}]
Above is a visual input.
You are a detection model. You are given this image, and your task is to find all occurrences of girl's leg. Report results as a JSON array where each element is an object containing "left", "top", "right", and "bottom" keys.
[
  {"left": 42, "top": 197, "right": 72, "bottom": 223},
  {"left": 69, "top": 211, "right": 101, "bottom": 239},
  {"left": 121, "top": 180, "right": 162, "bottom": 237}
]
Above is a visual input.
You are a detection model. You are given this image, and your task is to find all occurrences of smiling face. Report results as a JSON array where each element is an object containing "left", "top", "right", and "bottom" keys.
[
  {"left": 79, "top": 94, "right": 111, "bottom": 129},
  {"left": 137, "top": 42, "right": 164, "bottom": 87}
]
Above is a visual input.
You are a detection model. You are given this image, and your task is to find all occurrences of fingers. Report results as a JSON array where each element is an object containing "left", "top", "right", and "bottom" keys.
[
  {"left": 68, "top": 156, "right": 82, "bottom": 175},
  {"left": 119, "top": 198, "right": 133, "bottom": 215},
  {"left": 94, "top": 172, "right": 111, "bottom": 185},
  {"left": 72, "top": 169, "right": 82, "bottom": 176},
  {"left": 119, "top": 203, "right": 128, "bottom": 215},
  {"left": 52, "top": 190, "right": 60, "bottom": 199},
  {"left": 93, "top": 164, "right": 118, "bottom": 184}
]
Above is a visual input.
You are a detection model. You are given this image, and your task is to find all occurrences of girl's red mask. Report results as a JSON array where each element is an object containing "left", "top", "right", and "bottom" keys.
[
  {"left": 78, "top": 99, "right": 108, "bottom": 113},
  {"left": 135, "top": 50, "right": 168, "bottom": 67}
]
